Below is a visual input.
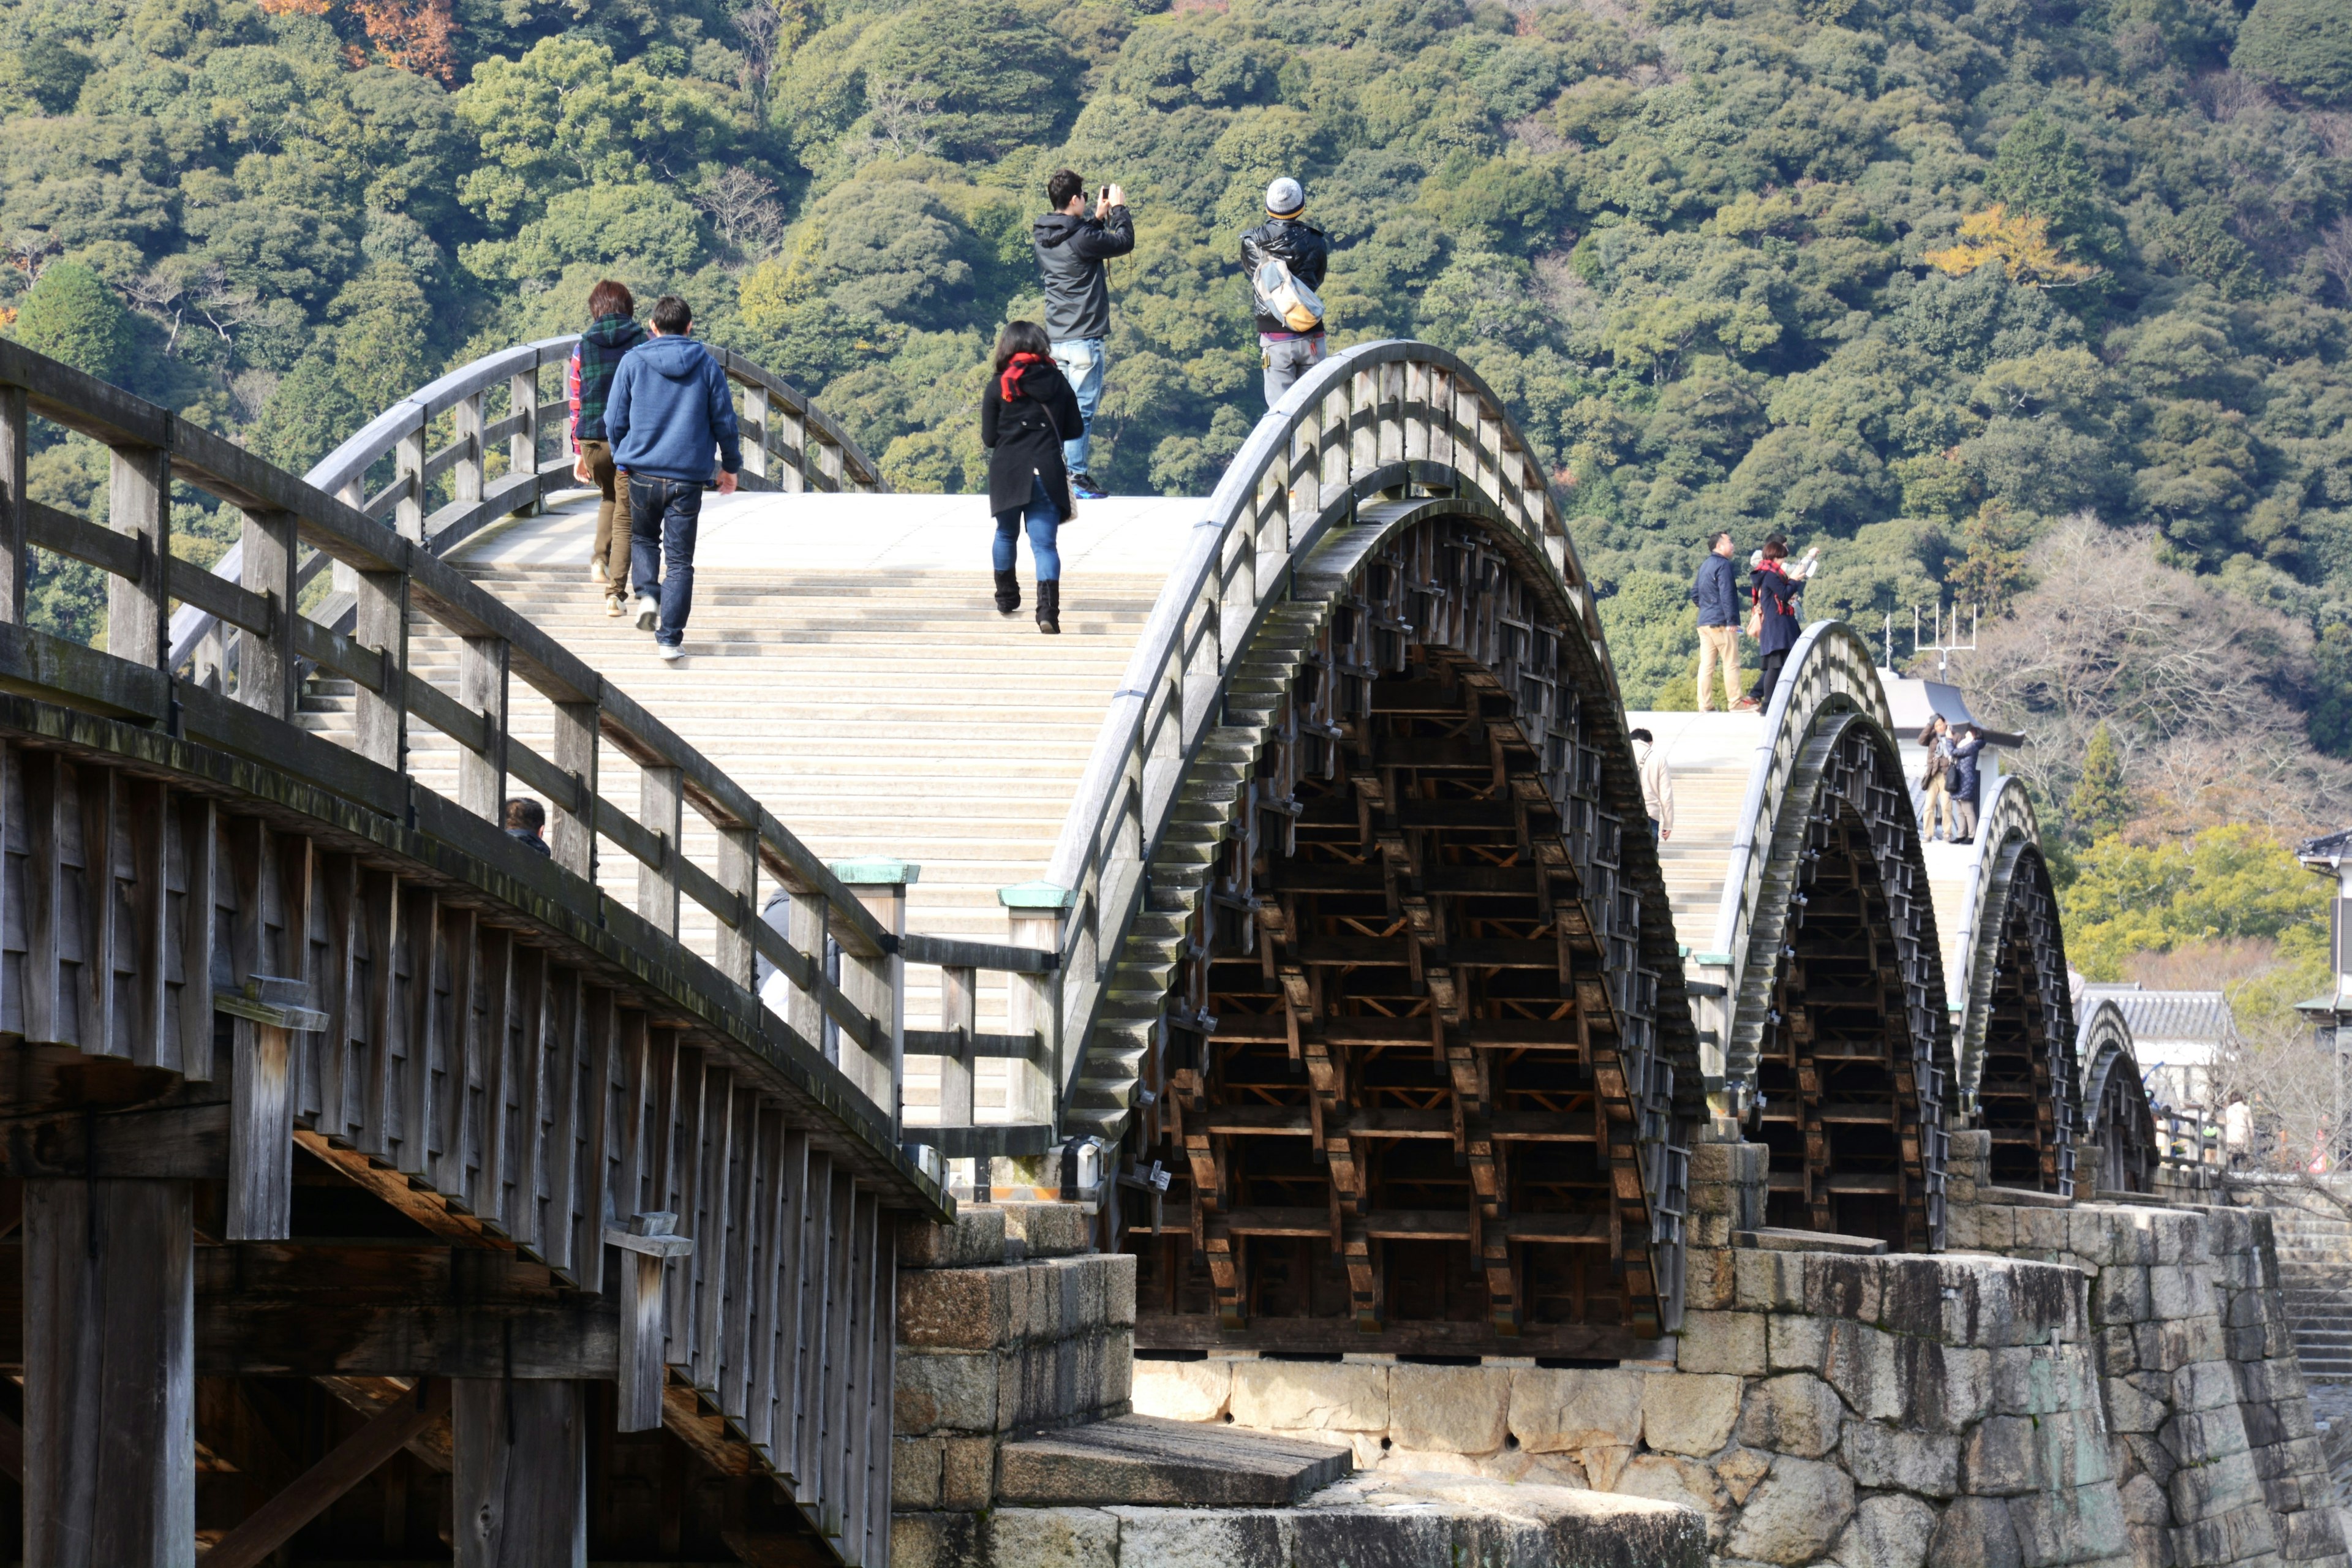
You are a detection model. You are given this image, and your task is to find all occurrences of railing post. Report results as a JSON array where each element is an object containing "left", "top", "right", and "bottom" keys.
[
  {"left": 0, "top": 383, "right": 25, "bottom": 624},
  {"left": 938, "top": 965, "right": 976, "bottom": 1134},
  {"left": 353, "top": 568, "right": 409, "bottom": 771},
  {"left": 108, "top": 439, "right": 172, "bottom": 669},
  {"left": 453, "top": 391, "right": 484, "bottom": 507},
  {"left": 1000, "top": 881, "right": 1074, "bottom": 1133},
  {"left": 237, "top": 508, "right": 298, "bottom": 723},
  {"left": 785, "top": 888, "right": 826, "bottom": 1046},
  {"left": 393, "top": 423, "right": 426, "bottom": 542},
  {"left": 830, "top": 859, "right": 911, "bottom": 1134},
  {"left": 550, "top": 698, "right": 599, "bottom": 880},
  {"left": 715, "top": 824, "right": 756, "bottom": 989},
  {"left": 779, "top": 405, "right": 806, "bottom": 493},
  {"left": 510, "top": 365, "right": 541, "bottom": 518},
  {"left": 740, "top": 382, "right": 769, "bottom": 484},
  {"left": 638, "top": 764, "right": 683, "bottom": 937},
  {"left": 457, "top": 634, "right": 510, "bottom": 824}
]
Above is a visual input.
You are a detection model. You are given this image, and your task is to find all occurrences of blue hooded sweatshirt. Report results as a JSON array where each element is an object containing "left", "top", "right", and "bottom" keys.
[{"left": 605, "top": 334, "right": 744, "bottom": 484}]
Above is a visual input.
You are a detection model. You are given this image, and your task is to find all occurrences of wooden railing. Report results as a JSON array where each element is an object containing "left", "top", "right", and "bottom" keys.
[
  {"left": 1030, "top": 340, "right": 1619, "bottom": 1135},
  {"left": 167, "top": 334, "right": 885, "bottom": 679}
]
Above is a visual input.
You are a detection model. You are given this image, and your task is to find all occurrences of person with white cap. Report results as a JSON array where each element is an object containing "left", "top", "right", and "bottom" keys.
[{"left": 1240, "top": 176, "right": 1333, "bottom": 409}]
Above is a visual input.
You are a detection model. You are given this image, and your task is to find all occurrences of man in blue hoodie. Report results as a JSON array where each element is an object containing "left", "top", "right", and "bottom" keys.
[{"left": 606, "top": 294, "right": 742, "bottom": 662}]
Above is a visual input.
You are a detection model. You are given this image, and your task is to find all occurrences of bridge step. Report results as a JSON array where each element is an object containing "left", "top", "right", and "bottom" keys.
[{"left": 995, "top": 1415, "right": 1351, "bottom": 1507}]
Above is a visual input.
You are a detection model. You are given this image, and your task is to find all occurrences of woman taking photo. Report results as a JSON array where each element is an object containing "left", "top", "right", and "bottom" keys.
[{"left": 981, "top": 320, "right": 1084, "bottom": 635}]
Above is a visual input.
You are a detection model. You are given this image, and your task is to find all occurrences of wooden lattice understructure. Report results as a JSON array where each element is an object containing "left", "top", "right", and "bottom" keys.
[
  {"left": 1970, "top": 848, "right": 2077, "bottom": 1193},
  {"left": 2079, "top": 1001, "right": 2157, "bottom": 1196},
  {"left": 1121, "top": 514, "right": 1696, "bottom": 1358}
]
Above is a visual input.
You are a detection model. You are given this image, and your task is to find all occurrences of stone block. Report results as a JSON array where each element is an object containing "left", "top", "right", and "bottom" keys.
[
  {"left": 1724, "top": 1455, "right": 1856, "bottom": 1566},
  {"left": 900, "top": 1208, "right": 1009, "bottom": 1269},
  {"left": 1618, "top": 1452, "right": 1733, "bottom": 1544},
  {"left": 1000, "top": 1202, "right": 1091, "bottom": 1259},
  {"left": 1693, "top": 1212, "right": 1736, "bottom": 1249},
  {"left": 1738, "top": 1249, "right": 1808, "bottom": 1312},
  {"left": 2166, "top": 1448, "right": 2264, "bottom": 1527},
  {"left": 1509, "top": 1366, "right": 1645, "bottom": 1453},
  {"left": 1836, "top": 1493, "right": 1940, "bottom": 1568},
  {"left": 2100, "top": 1325, "right": 2140, "bottom": 1378},
  {"left": 1971, "top": 1205, "right": 2018, "bottom": 1250},
  {"left": 2125, "top": 1434, "right": 2177, "bottom": 1490},
  {"left": 1825, "top": 1322, "right": 1906, "bottom": 1422},
  {"left": 2150, "top": 1213, "right": 2206, "bottom": 1267},
  {"left": 1932, "top": 1496, "right": 2027, "bottom": 1568},
  {"left": 899, "top": 1349, "right": 1001, "bottom": 1434},
  {"left": 944, "top": 1436, "right": 997, "bottom": 1509},
  {"left": 2016, "top": 1207, "right": 2071, "bottom": 1254},
  {"left": 1768, "top": 1311, "right": 1828, "bottom": 1374},
  {"left": 2160, "top": 1406, "right": 2252, "bottom": 1470},
  {"left": 1687, "top": 1248, "right": 1739, "bottom": 1311},
  {"left": 2104, "top": 1373, "right": 2170, "bottom": 1435},
  {"left": 2280, "top": 1505, "right": 2350, "bottom": 1560},
  {"left": 2147, "top": 1265, "right": 2210, "bottom": 1322},
  {"left": 2171, "top": 1360, "right": 2240, "bottom": 1415},
  {"left": 1716, "top": 1446, "right": 1773, "bottom": 1506},
  {"left": 1965, "top": 1415, "right": 2050, "bottom": 1496},
  {"left": 1391, "top": 1363, "right": 1510, "bottom": 1455},
  {"left": 1229, "top": 1359, "right": 1389, "bottom": 1434},
  {"left": 1642, "top": 1372, "right": 1743, "bottom": 1457},
  {"left": 2119, "top": 1472, "right": 2169, "bottom": 1527},
  {"left": 1578, "top": 1442, "right": 1636, "bottom": 1490},
  {"left": 1842, "top": 1422, "right": 1961, "bottom": 1497},
  {"left": 1991, "top": 1344, "right": 2065, "bottom": 1415},
  {"left": 897, "top": 1435, "right": 948, "bottom": 1508},
  {"left": 900, "top": 1267, "right": 1015, "bottom": 1352},
  {"left": 1736, "top": 1372, "right": 1847, "bottom": 1460},
  {"left": 2071, "top": 1209, "right": 2155, "bottom": 1269},
  {"left": 2096, "top": 1267, "right": 2154, "bottom": 1327},
  {"left": 2136, "top": 1317, "right": 2225, "bottom": 1374},
  {"left": 1810, "top": 1254, "right": 1887, "bottom": 1323},
  {"left": 1681, "top": 1310, "right": 1769, "bottom": 1376},
  {"left": 1916, "top": 1343, "right": 1993, "bottom": 1432},
  {"left": 1131, "top": 1357, "right": 1233, "bottom": 1423},
  {"left": 981, "top": 1506, "right": 1120, "bottom": 1568},
  {"left": 892, "top": 1509, "right": 981, "bottom": 1568},
  {"left": 2011, "top": 1480, "right": 2128, "bottom": 1568}
]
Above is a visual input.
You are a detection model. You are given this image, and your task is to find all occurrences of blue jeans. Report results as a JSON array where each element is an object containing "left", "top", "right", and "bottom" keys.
[
  {"left": 993, "top": 476, "right": 1062, "bottom": 581},
  {"left": 628, "top": 475, "right": 702, "bottom": 649},
  {"left": 1050, "top": 337, "right": 1104, "bottom": 477}
]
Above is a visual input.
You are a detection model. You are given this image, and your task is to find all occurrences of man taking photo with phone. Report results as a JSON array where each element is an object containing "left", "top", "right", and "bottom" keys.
[{"left": 1031, "top": 169, "right": 1133, "bottom": 500}]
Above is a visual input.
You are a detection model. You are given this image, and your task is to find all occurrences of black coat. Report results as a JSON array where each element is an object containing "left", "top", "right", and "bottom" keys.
[
  {"left": 1752, "top": 565, "right": 1802, "bottom": 655},
  {"left": 1031, "top": 208, "right": 1134, "bottom": 342},
  {"left": 1239, "top": 217, "right": 1333, "bottom": 336},
  {"left": 981, "top": 362, "right": 1085, "bottom": 519}
]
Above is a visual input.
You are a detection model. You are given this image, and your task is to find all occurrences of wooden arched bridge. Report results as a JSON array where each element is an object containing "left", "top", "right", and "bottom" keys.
[{"left": 0, "top": 333, "right": 2154, "bottom": 1562}]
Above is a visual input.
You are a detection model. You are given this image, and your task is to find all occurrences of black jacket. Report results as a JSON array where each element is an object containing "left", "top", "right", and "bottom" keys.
[
  {"left": 1031, "top": 206, "right": 1134, "bottom": 342},
  {"left": 1752, "top": 565, "right": 1802, "bottom": 655},
  {"left": 1239, "top": 216, "right": 1333, "bottom": 336},
  {"left": 981, "top": 361, "right": 1085, "bottom": 518},
  {"left": 1690, "top": 551, "right": 1741, "bottom": 627}
]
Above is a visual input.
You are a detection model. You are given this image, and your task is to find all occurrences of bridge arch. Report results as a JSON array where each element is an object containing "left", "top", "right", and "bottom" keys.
[
  {"left": 2078, "top": 997, "right": 2158, "bottom": 1195},
  {"left": 1947, "top": 775, "right": 2078, "bottom": 1195},
  {"left": 1703, "top": 623, "right": 1955, "bottom": 1251},
  {"left": 1037, "top": 343, "right": 1702, "bottom": 1352}
]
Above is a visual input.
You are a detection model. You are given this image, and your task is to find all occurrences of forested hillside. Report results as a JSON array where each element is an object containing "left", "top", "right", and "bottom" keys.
[{"left": 4, "top": 0, "right": 2351, "bottom": 824}]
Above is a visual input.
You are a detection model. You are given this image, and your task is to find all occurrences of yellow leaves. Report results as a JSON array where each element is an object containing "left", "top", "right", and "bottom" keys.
[{"left": 1924, "top": 203, "right": 2099, "bottom": 288}]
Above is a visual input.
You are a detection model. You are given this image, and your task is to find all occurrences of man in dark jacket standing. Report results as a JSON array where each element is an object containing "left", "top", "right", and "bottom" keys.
[
  {"left": 606, "top": 295, "right": 742, "bottom": 664},
  {"left": 1949, "top": 725, "right": 1986, "bottom": 843},
  {"left": 1031, "top": 168, "right": 1133, "bottom": 500},
  {"left": 1240, "top": 176, "right": 1333, "bottom": 409},
  {"left": 1688, "top": 530, "right": 1742, "bottom": 711}
]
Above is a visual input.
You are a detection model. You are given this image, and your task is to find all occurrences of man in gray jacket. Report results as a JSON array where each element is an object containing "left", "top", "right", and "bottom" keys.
[{"left": 1031, "top": 168, "right": 1134, "bottom": 499}]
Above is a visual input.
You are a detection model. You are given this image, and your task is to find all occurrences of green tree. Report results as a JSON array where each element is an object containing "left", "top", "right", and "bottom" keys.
[
  {"left": 13, "top": 262, "right": 134, "bottom": 382},
  {"left": 2233, "top": 0, "right": 2352, "bottom": 107},
  {"left": 2065, "top": 723, "right": 2132, "bottom": 842},
  {"left": 1595, "top": 571, "right": 1699, "bottom": 709},
  {"left": 455, "top": 38, "right": 727, "bottom": 224},
  {"left": 2060, "top": 826, "right": 2329, "bottom": 979},
  {"left": 1981, "top": 115, "right": 2113, "bottom": 258}
]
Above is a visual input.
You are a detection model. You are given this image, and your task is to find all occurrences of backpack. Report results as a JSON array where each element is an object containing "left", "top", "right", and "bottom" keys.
[{"left": 1253, "top": 257, "right": 1325, "bottom": 334}]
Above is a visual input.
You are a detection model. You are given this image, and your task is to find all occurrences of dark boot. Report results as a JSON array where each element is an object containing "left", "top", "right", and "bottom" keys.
[
  {"left": 993, "top": 569, "right": 1020, "bottom": 616},
  {"left": 1036, "top": 579, "right": 1061, "bottom": 635}
]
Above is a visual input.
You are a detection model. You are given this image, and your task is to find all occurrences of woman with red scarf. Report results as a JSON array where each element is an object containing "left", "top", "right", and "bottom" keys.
[
  {"left": 1743, "top": 535, "right": 1804, "bottom": 709},
  {"left": 981, "top": 320, "right": 1086, "bottom": 634}
]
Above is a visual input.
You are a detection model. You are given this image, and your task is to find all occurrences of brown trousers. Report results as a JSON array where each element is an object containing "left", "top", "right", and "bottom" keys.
[{"left": 580, "top": 439, "right": 630, "bottom": 591}]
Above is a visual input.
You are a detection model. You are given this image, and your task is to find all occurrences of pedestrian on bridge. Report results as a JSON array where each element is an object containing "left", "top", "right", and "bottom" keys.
[
  {"left": 982, "top": 320, "right": 1084, "bottom": 636},
  {"left": 1689, "top": 529, "right": 1742, "bottom": 711},
  {"left": 606, "top": 295, "right": 742, "bottom": 663},
  {"left": 566, "top": 279, "right": 646, "bottom": 620},
  {"left": 1950, "top": 722, "right": 1986, "bottom": 843},
  {"left": 1744, "top": 534, "right": 1803, "bottom": 709},
  {"left": 1241, "top": 176, "right": 1333, "bottom": 410},
  {"left": 1032, "top": 168, "right": 1133, "bottom": 501}
]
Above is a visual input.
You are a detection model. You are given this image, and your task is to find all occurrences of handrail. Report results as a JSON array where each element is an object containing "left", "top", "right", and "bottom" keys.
[
  {"left": 164, "top": 334, "right": 886, "bottom": 672},
  {"left": 1027, "top": 339, "right": 1635, "bottom": 1129},
  {"left": 0, "top": 339, "right": 927, "bottom": 1142}
]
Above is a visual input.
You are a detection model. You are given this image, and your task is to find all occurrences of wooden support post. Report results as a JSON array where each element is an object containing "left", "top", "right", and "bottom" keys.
[
  {"left": 108, "top": 439, "right": 171, "bottom": 669},
  {"left": 1001, "top": 881, "right": 1075, "bottom": 1131},
  {"left": 353, "top": 567, "right": 408, "bottom": 771},
  {"left": 550, "top": 698, "right": 599, "bottom": 879},
  {"left": 510, "top": 366, "right": 541, "bottom": 516},
  {"left": 459, "top": 633, "right": 511, "bottom": 824},
  {"left": 218, "top": 974, "right": 328, "bottom": 1241},
  {"left": 200, "top": 1379, "right": 453, "bottom": 1568},
  {"left": 237, "top": 507, "right": 298, "bottom": 722},
  {"left": 639, "top": 763, "right": 683, "bottom": 937},
  {"left": 608, "top": 1211, "right": 694, "bottom": 1431},
  {"left": 454, "top": 391, "right": 485, "bottom": 505},
  {"left": 831, "top": 859, "right": 910, "bottom": 1132},
  {"left": 0, "top": 383, "right": 26, "bottom": 624},
  {"left": 453, "top": 1377, "right": 586, "bottom": 1567},
  {"left": 716, "top": 824, "right": 756, "bottom": 989},
  {"left": 394, "top": 424, "right": 426, "bottom": 541},
  {"left": 741, "top": 382, "right": 770, "bottom": 482},
  {"left": 939, "top": 964, "right": 976, "bottom": 1133},
  {"left": 23, "top": 1177, "right": 196, "bottom": 1567}
]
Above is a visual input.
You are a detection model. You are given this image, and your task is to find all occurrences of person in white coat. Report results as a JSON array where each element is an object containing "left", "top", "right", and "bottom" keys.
[{"left": 1631, "top": 728, "right": 1673, "bottom": 842}]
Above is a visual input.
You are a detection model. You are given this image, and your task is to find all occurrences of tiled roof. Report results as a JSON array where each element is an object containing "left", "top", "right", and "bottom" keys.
[{"left": 2074, "top": 982, "right": 2237, "bottom": 1047}]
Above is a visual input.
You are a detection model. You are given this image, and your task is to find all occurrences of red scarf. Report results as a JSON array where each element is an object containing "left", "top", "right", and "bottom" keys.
[{"left": 999, "top": 352, "right": 1047, "bottom": 402}]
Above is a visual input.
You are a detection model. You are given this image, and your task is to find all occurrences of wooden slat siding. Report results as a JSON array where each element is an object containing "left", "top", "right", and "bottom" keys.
[
  {"left": 484, "top": 940, "right": 532, "bottom": 1234},
  {"left": 312, "top": 853, "right": 358, "bottom": 1133},
  {"left": 608, "top": 1006, "right": 650, "bottom": 1252},
  {"left": 744, "top": 1110, "right": 790, "bottom": 1458},
  {"left": 175, "top": 792, "right": 217, "bottom": 1079},
  {"left": 510, "top": 951, "right": 550, "bottom": 1251},
  {"left": 540, "top": 964, "right": 583, "bottom": 1277},
  {"left": 845, "top": 1189, "right": 879, "bottom": 1564},
  {"left": 395, "top": 884, "right": 440, "bottom": 1177},
  {"left": 867, "top": 1213, "right": 897, "bottom": 1568},
  {"left": 665, "top": 1045, "right": 709, "bottom": 1368},
  {"left": 275, "top": 833, "right": 315, "bottom": 1109},
  {"left": 124, "top": 777, "right": 168, "bottom": 1070},
  {"left": 75, "top": 763, "right": 116, "bottom": 1057},
  {"left": 791, "top": 1150, "right": 831, "bottom": 1499},
  {"left": 715, "top": 1083, "right": 759, "bottom": 1412},
  {"left": 434, "top": 906, "right": 480, "bottom": 1197},
  {"left": 453, "top": 1378, "right": 587, "bottom": 1566},
  {"left": 695, "top": 1068, "right": 738, "bottom": 1390},
  {"left": 356, "top": 866, "right": 401, "bottom": 1161},
  {"left": 827, "top": 1170, "right": 865, "bottom": 1542},
  {"left": 472, "top": 925, "right": 514, "bottom": 1224},
  {"left": 20, "top": 750, "right": 58, "bottom": 1044}
]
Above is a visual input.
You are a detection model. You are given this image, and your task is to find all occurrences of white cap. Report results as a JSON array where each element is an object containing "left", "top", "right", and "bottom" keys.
[{"left": 1265, "top": 177, "right": 1305, "bottom": 217}]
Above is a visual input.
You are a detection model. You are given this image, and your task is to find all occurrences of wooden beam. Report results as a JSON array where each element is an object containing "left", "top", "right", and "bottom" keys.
[
  {"left": 453, "top": 1378, "right": 586, "bottom": 1567},
  {"left": 293, "top": 1129, "right": 515, "bottom": 1250},
  {"left": 200, "top": 1378, "right": 452, "bottom": 1568}
]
